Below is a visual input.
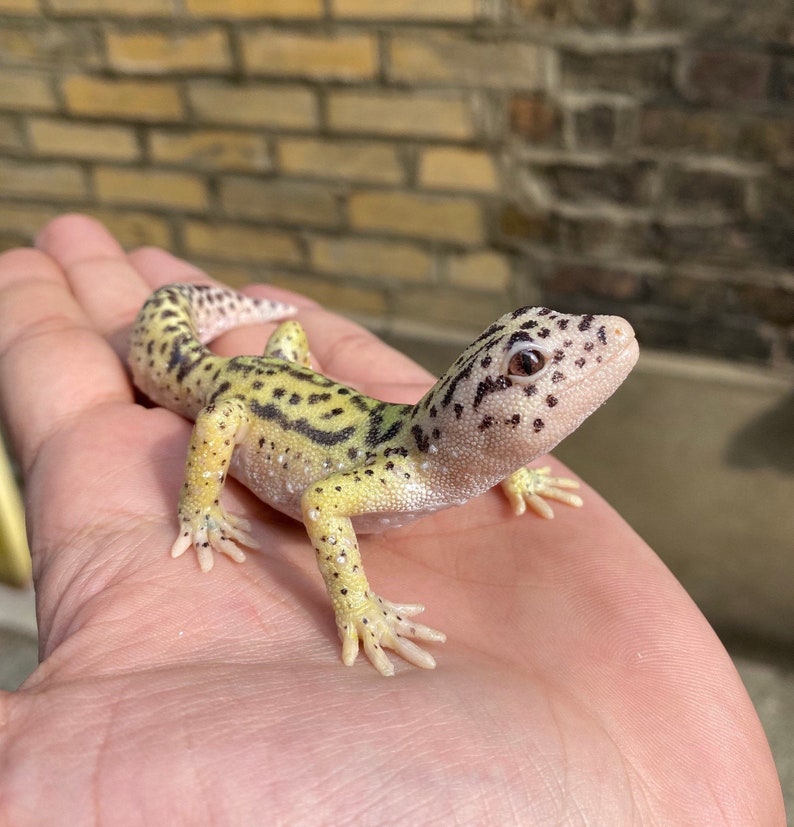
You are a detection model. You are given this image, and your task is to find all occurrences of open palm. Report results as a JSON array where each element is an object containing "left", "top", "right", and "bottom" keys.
[{"left": 0, "top": 216, "right": 783, "bottom": 825}]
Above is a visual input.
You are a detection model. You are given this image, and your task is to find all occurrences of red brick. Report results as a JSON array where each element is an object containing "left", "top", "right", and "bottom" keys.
[{"left": 509, "top": 93, "right": 562, "bottom": 144}]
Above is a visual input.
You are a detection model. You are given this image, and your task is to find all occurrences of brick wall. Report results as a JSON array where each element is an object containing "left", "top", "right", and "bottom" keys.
[{"left": 0, "top": 0, "right": 793, "bottom": 366}]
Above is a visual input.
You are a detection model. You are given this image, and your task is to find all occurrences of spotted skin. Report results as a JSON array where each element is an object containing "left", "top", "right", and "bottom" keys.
[{"left": 129, "top": 284, "right": 639, "bottom": 676}]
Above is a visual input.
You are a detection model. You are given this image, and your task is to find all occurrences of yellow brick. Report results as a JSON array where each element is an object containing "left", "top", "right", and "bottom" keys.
[
  {"left": 63, "top": 76, "right": 182, "bottom": 121},
  {"left": 349, "top": 191, "right": 484, "bottom": 244},
  {"left": 333, "top": 0, "right": 475, "bottom": 20},
  {"left": 278, "top": 138, "right": 402, "bottom": 184},
  {"left": 0, "top": 116, "right": 22, "bottom": 151},
  {"left": 29, "top": 118, "right": 139, "bottom": 161},
  {"left": 269, "top": 272, "right": 387, "bottom": 316},
  {"left": 446, "top": 251, "right": 511, "bottom": 292},
  {"left": 0, "top": 0, "right": 38, "bottom": 10},
  {"left": 86, "top": 210, "right": 173, "bottom": 249},
  {"left": 106, "top": 28, "right": 231, "bottom": 74},
  {"left": 150, "top": 130, "right": 270, "bottom": 171},
  {"left": 49, "top": 0, "right": 172, "bottom": 13},
  {"left": 310, "top": 236, "right": 432, "bottom": 282},
  {"left": 188, "top": 82, "right": 317, "bottom": 129},
  {"left": 95, "top": 167, "right": 207, "bottom": 210},
  {"left": 186, "top": 0, "right": 322, "bottom": 17},
  {"left": 328, "top": 91, "right": 474, "bottom": 140},
  {"left": 221, "top": 177, "right": 339, "bottom": 226},
  {"left": 390, "top": 36, "right": 548, "bottom": 89},
  {"left": 0, "top": 204, "right": 60, "bottom": 240},
  {"left": 183, "top": 221, "right": 302, "bottom": 265},
  {"left": 193, "top": 261, "right": 257, "bottom": 289},
  {"left": 418, "top": 147, "right": 498, "bottom": 192},
  {"left": 242, "top": 30, "right": 376, "bottom": 80},
  {"left": 394, "top": 288, "right": 504, "bottom": 330},
  {"left": 0, "top": 159, "right": 86, "bottom": 200},
  {"left": 0, "top": 21, "right": 101, "bottom": 67},
  {"left": 0, "top": 70, "right": 55, "bottom": 111}
]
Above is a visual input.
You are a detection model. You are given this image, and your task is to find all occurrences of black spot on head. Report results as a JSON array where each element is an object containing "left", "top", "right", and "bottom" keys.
[
  {"left": 524, "top": 384, "right": 537, "bottom": 396},
  {"left": 533, "top": 418, "right": 544, "bottom": 432},
  {"left": 584, "top": 342, "right": 594, "bottom": 352},
  {"left": 578, "top": 315, "right": 594, "bottom": 332},
  {"left": 511, "top": 307, "right": 531, "bottom": 319},
  {"left": 481, "top": 355, "right": 492, "bottom": 368},
  {"left": 538, "top": 308, "right": 552, "bottom": 316},
  {"left": 473, "top": 374, "right": 512, "bottom": 409},
  {"left": 507, "top": 330, "right": 534, "bottom": 349},
  {"left": 454, "top": 403, "right": 464, "bottom": 419},
  {"left": 537, "top": 328, "right": 550, "bottom": 338},
  {"left": 477, "top": 415, "right": 494, "bottom": 431},
  {"left": 288, "top": 393, "right": 301, "bottom": 405},
  {"left": 597, "top": 325, "right": 607, "bottom": 345},
  {"left": 546, "top": 395, "right": 558, "bottom": 407},
  {"left": 473, "top": 322, "right": 506, "bottom": 344},
  {"left": 520, "top": 320, "right": 538, "bottom": 330},
  {"left": 557, "top": 318, "right": 569, "bottom": 329},
  {"left": 551, "top": 371, "right": 565, "bottom": 383},
  {"left": 575, "top": 357, "right": 586, "bottom": 368},
  {"left": 273, "top": 387, "right": 286, "bottom": 398}
]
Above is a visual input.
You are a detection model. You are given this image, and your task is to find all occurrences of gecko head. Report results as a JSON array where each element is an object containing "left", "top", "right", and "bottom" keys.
[{"left": 419, "top": 306, "right": 639, "bottom": 476}]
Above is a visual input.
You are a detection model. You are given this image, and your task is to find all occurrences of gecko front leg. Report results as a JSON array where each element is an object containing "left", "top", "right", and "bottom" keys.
[
  {"left": 500, "top": 466, "right": 583, "bottom": 520},
  {"left": 170, "top": 397, "right": 258, "bottom": 571},
  {"left": 301, "top": 471, "right": 445, "bottom": 676}
]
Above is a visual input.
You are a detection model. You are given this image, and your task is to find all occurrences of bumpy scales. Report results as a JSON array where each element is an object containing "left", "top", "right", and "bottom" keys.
[{"left": 129, "top": 283, "right": 639, "bottom": 676}]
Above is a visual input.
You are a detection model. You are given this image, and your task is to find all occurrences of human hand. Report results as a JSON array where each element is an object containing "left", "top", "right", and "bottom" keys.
[{"left": 0, "top": 215, "right": 783, "bottom": 824}]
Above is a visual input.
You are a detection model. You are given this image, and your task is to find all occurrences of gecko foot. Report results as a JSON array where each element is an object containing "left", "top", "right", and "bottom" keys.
[
  {"left": 500, "top": 466, "right": 583, "bottom": 520},
  {"left": 336, "top": 593, "right": 446, "bottom": 677},
  {"left": 170, "top": 508, "right": 257, "bottom": 572}
]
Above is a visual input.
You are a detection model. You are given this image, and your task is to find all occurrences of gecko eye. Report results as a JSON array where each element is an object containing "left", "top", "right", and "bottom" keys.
[{"left": 507, "top": 349, "right": 546, "bottom": 377}]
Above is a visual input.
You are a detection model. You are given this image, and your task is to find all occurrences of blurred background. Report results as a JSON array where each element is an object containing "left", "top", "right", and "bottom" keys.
[{"left": 0, "top": 0, "right": 791, "bottom": 812}]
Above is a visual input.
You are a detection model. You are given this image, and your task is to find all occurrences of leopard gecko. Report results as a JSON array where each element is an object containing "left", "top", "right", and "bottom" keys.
[{"left": 129, "top": 284, "right": 639, "bottom": 676}]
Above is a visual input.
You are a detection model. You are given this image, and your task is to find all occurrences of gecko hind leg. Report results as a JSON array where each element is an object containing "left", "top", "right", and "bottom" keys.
[
  {"left": 264, "top": 319, "right": 311, "bottom": 367},
  {"left": 170, "top": 510, "right": 256, "bottom": 572}
]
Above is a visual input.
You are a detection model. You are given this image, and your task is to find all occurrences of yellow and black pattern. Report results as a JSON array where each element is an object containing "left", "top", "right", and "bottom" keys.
[{"left": 129, "top": 283, "right": 639, "bottom": 675}]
